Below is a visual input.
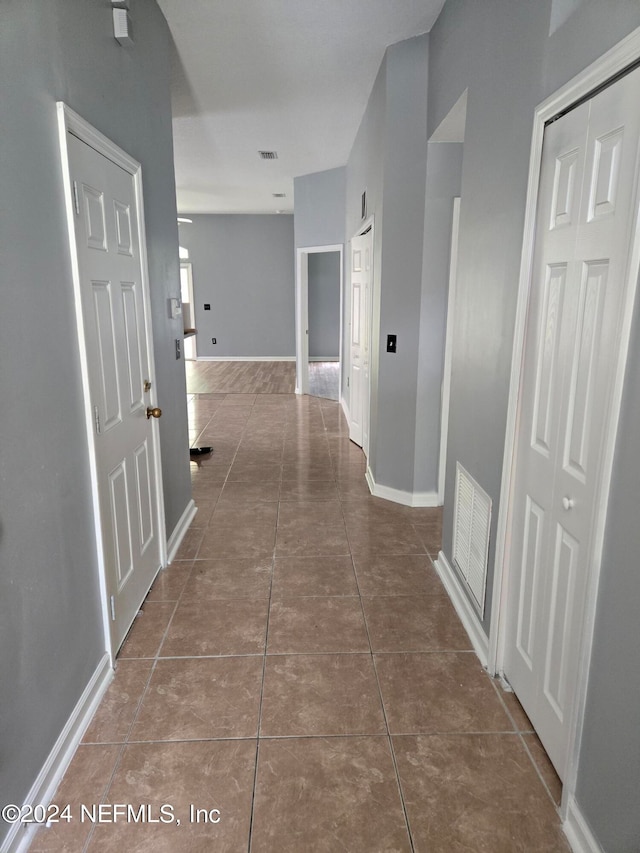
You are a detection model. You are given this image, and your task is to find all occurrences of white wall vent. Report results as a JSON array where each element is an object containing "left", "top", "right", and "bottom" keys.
[
  {"left": 452, "top": 462, "right": 492, "bottom": 615},
  {"left": 258, "top": 150, "right": 278, "bottom": 160}
]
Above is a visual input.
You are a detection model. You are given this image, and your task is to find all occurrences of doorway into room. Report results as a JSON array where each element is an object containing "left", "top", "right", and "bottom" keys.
[
  {"left": 307, "top": 250, "right": 341, "bottom": 400},
  {"left": 295, "top": 244, "right": 344, "bottom": 401}
]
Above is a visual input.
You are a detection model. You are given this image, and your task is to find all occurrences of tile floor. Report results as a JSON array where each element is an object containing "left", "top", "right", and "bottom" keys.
[
  {"left": 308, "top": 361, "right": 340, "bottom": 401},
  {"left": 30, "top": 380, "right": 569, "bottom": 852}
]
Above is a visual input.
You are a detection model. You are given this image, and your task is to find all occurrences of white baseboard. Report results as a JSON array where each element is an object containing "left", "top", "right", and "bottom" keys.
[
  {"left": 433, "top": 550, "right": 489, "bottom": 667},
  {"left": 308, "top": 356, "right": 339, "bottom": 362},
  {"left": 196, "top": 356, "right": 295, "bottom": 362},
  {"left": 365, "top": 468, "right": 440, "bottom": 508},
  {"left": 166, "top": 499, "right": 197, "bottom": 564},
  {"left": 340, "top": 396, "right": 351, "bottom": 426},
  {"left": 563, "top": 796, "right": 604, "bottom": 853},
  {"left": 3, "top": 654, "right": 113, "bottom": 853}
]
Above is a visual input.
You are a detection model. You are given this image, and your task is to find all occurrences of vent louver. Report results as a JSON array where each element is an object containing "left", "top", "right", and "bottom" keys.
[
  {"left": 452, "top": 462, "right": 492, "bottom": 615},
  {"left": 259, "top": 151, "right": 278, "bottom": 160},
  {"left": 272, "top": 192, "right": 286, "bottom": 198}
]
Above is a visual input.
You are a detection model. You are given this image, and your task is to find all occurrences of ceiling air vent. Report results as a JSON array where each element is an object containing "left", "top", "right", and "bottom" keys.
[
  {"left": 259, "top": 150, "right": 278, "bottom": 160},
  {"left": 272, "top": 193, "right": 286, "bottom": 198}
]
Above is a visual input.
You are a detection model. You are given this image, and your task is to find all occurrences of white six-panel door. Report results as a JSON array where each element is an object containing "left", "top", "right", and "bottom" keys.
[
  {"left": 68, "top": 132, "right": 163, "bottom": 653},
  {"left": 505, "top": 66, "right": 640, "bottom": 779}
]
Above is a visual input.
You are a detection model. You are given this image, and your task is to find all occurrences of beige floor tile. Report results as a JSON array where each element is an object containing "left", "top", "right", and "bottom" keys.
[
  {"left": 118, "top": 602, "right": 176, "bottom": 659},
  {"left": 260, "top": 654, "right": 386, "bottom": 737},
  {"left": 161, "top": 599, "right": 269, "bottom": 656},
  {"left": 353, "top": 554, "right": 445, "bottom": 596},
  {"left": 87, "top": 740, "right": 256, "bottom": 852},
  {"left": 35, "top": 367, "right": 568, "bottom": 853},
  {"left": 251, "top": 737, "right": 412, "bottom": 852},
  {"left": 217, "top": 481, "right": 281, "bottom": 503},
  {"left": 197, "top": 523, "right": 276, "bottom": 560},
  {"left": 275, "top": 520, "right": 350, "bottom": 557},
  {"left": 494, "top": 683, "right": 535, "bottom": 732},
  {"left": 393, "top": 734, "right": 570, "bottom": 852},
  {"left": 145, "top": 564, "right": 192, "bottom": 602},
  {"left": 376, "top": 652, "right": 513, "bottom": 733},
  {"left": 28, "top": 744, "right": 121, "bottom": 853},
  {"left": 278, "top": 480, "right": 339, "bottom": 501},
  {"left": 172, "top": 526, "right": 205, "bottom": 561},
  {"left": 281, "top": 462, "right": 335, "bottom": 481},
  {"left": 210, "top": 501, "right": 279, "bottom": 527},
  {"left": 362, "top": 595, "right": 471, "bottom": 651},
  {"left": 275, "top": 501, "right": 349, "bottom": 556},
  {"left": 267, "top": 597, "right": 369, "bottom": 653},
  {"left": 129, "top": 656, "right": 263, "bottom": 741},
  {"left": 83, "top": 660, "right": 153, "bottom": 743},
  {"left": 346, "top": 520, "right": 427, "bottom": 556},
  {"left": 182, "top": 558, "right": 272, "bottom": 600},
  {"left": 227, "top": 462, "right": 282, "bottom": 482},
  {"left": 272, "top": 556, "right": 358, "bottom": 597},
  {"left": 523, "top": 733, "right": 563, "bottom": 807}
]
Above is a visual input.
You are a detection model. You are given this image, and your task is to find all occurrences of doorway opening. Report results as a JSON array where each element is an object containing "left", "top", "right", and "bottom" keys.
[
  {"left": 307, "top": 250, "right": 341, "bottom": 400},
  {"left": 180, "top": 261, "right": 197, "bottom": 360},
  {"left": 295, "top": 244, "right": 344, "bottom": 400}
]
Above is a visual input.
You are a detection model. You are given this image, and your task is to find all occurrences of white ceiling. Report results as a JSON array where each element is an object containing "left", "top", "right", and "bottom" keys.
[{"left": 157, "top": 0, "right": 447, "bottom": 215}]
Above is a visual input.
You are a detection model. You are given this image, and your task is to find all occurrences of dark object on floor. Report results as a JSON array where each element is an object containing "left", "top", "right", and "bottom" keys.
[{"left": 190, "top": 446, "right": 213, "bottom": 456}]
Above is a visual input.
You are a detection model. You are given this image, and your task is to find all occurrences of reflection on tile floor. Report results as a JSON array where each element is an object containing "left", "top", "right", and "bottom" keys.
[{"left": 30, "top": 379, "right": 568, "bottom": 852}]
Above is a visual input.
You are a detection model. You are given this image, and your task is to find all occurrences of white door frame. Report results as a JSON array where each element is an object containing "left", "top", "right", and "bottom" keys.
[
  {"left": 490, "top": 27, "right": 640, "bottom": 816},
  {"left": 295, "top": 244, "right": 344, "bottom": 396},
  {"left": 56, "top": 102, "right": 167, "bottom": 663},
  {"left": 438, "top": 197, "right": 461, "bottom": 503}
]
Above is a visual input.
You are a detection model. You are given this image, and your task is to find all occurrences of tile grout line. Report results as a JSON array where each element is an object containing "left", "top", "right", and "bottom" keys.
[
  {"left": 488, "top": 677, "right": 562, "bottom": 810},
  {"left": 246, "top": 392, "right": 285, "bottom": 853},
  {"left": 349, "top": 529, "right": 417, "bottom": 852}
]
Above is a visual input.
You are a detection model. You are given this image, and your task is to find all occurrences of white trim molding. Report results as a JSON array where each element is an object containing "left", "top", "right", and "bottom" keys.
[
  {"left": 490, "top": 23, "right": 640, "bottom": 826},
  {"left": 340, "top": 396, "right": 351, "bottom": 429},
  {"left": 365, "top": 468, "right": 440, "bottom": 508},
  {"left": 3, "top": 655, "right": 113, "bottom": 853},
  {"left": 439, "top": 196, "right": 460, "bottom": 503},
  {"left": 166, "top": 499, "right": 198, "bottom": 564},
  {"left": 563, "top": 796, "right": 604, "bottom": 853},
  {"left": 433, "top": 550, "right": 489, "bottom": 667}
]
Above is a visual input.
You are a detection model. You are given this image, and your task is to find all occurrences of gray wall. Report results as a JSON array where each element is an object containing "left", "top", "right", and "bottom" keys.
[
  {"left": 428, "top": 1, "right": 640, "bottom": 849},
  {"left": 0, "top": 0, "right": 190, "bottom": 846},
  {"left": 375, "top": 36, "right": 429, "bottom": 493},
  {"left": 178, "top": 215, "right": 295, "bottom": 358},
  {"left": 345, "top": 56, "right": 387, "bottom": 419},
  {"left": 576, "top": 302, "right": 640, "bottom": 853},
  {"left": 345, "top": 36, "right": 430, "bottom": 494},
  {"left": 308, "top": 252, "right": 341, "bottom": 358},
  {"left": 294, "top": 167, "right": 346, "bottom": 249}
]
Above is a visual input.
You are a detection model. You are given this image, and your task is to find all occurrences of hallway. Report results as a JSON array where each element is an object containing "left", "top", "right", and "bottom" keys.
[{"left": 31, "top": 367, "right": 567, "bottom": 852}]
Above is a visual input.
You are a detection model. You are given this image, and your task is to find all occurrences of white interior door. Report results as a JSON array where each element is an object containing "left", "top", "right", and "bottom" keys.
[
  {"left": 349, "top": 228, "right": 372, "bottom": 452},
  {"left": 68, "top": 132, "right": 164, "bottom": 653},
  {"left": 505, "top": 66, "right": 640, "bottom": 779}
]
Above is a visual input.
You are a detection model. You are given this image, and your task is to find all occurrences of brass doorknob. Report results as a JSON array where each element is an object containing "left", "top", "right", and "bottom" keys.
[{"left": 146, "top": 406, "right": 162, "bottom": 419}]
